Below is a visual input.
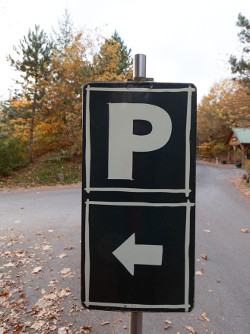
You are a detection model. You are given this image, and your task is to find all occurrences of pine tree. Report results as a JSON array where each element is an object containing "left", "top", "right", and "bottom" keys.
[
  {"left": 8, "top": 25, "right": 53, "bottom": 162},
  {"left": 229, "top": 13, "right": 250, "bottom": 91},
  {"left": 111, "top": 31, "right": 133, "bottom": 76},
  {"left": 53, "top": 9, "right": 74, "bottom": 51},
  {"left": 94, "top": 31, "right": 133, "bottom": 80}
]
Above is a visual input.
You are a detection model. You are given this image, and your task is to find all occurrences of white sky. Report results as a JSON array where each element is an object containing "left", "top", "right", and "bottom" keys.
[{"left": 0, "top": 0, "right": 249, "bottom": 103}]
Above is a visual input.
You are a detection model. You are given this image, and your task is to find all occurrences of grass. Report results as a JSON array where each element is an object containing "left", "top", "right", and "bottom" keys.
[{"left": 0, "top": 151, "right": 82, "bottom": 189}]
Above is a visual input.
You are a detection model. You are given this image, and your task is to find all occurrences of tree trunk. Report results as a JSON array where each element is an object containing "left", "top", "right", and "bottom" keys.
[{"left": 30, "top": 104, "right": 36, "bottom": 163}]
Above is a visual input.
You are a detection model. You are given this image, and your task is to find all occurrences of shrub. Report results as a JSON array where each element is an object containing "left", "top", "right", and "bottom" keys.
[
  {"left": 197, "top": 142, "right": 213, "bottom": 158},
  {"left": 212, "top": 143, "right": 227, "bottom": 156},
  {"left": 0, "top": 136, "right": 29, "bottom": 176}
]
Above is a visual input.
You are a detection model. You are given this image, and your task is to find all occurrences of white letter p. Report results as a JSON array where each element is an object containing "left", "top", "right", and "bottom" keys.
[{"left": 108, "top": 103, "right": 172, "bottom": 180}]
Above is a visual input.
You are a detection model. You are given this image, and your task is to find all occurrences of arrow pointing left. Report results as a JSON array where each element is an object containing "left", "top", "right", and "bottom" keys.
[{"left": 112, "top": 233, "right": 163, "bottom": 276}]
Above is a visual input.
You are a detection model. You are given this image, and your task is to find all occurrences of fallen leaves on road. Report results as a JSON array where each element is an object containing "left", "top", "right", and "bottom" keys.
[
  {"left": 100, "top": 321, "right": 109, "bottom": 326},
  {"left": 4, "top": 262, "right": 15, "bottom": 267},
  {"left": 42, "top": 244, "right": 52, "bottom": 251},
  {"left": 241, "top": 228, "right": 248, "bottom": 233},
  {"left": 185, "top": 325, "right": 197, "bottom": 334},
  {"left": 65, "top": 246, "right": 74, "bottom": 250},
  {"left": 196, "top": 271, "right": 203, "bottom": 275},
  {"left": 81, "top": 325, "right": 92, "bottom": 330},
  {"left": 32, "top": 266, "right": 42, "bottom": 274},
  {"left": 0, "top": 228, "right": 84, "bottom": 333},
  {"left": 60, "top": 268, "right": 71, "bottom": 276},
  {"left": 203, "top": 229, "right": 211, "bottom": 233},
  {"left": 198, "top": 312, "right": 210, "bottom": 322},
  {"left": 201, "top": 254, "right": 208, "bottom": 260},
  {"left": 231, "top": 177, "right": 250, "bottom": 199},
  {"left": 59, "top": 253, "right": 68, "bottom": 258},
  {"left": 31, "top": 320, "right": 46, "bottom": 330},
  {"left": 164, "top": 319, "right": 171, "bottom": 330}
]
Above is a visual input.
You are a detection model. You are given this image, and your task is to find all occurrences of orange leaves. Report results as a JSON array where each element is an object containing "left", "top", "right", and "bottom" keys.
[
  {"left": 5, "top": 29, "right": 133, "bottom": 161},
  {"left": 197, "top": 79, "right": 250, "bottom": 154},
  {"left": 93, "top": 38, "right": 132, "bottom": 82},
  {"left": 11, "top": 97, "right": 31, "bottom": 108},
  {"left": 241, "top": 228, "right": 248, "bottom": 233}
]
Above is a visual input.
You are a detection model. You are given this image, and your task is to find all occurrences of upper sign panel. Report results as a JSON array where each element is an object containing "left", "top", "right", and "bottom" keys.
[{"left": 83, "top": 82, "right": 196, "bottom": 198}]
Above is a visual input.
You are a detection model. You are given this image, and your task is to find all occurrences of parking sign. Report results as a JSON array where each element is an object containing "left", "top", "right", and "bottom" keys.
[{"left": 82, "top": 81, "right": 196, "bottom": 312}]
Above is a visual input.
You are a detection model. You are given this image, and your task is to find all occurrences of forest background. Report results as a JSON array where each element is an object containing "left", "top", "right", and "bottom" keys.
[{"left": 0, "top": 11, "right": 249, "bottom": 186}]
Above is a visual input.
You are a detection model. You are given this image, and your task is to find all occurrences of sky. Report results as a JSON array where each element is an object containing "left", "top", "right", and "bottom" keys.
[{"left": 0, "top": 0, "right": 249, "bottom": 103}]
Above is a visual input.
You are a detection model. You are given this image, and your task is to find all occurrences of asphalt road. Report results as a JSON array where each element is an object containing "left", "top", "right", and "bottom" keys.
[{"left": 0, "top": 164, "right": 249, "bottom": 334}]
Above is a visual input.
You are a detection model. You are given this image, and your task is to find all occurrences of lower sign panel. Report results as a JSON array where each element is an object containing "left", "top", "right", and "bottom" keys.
[{"left": 82, "top": 200, "right": 195, "bottom": 312}]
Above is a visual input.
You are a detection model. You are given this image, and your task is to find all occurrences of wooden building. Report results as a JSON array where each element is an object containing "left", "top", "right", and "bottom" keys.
[{"left": 225, "top": 128, "right": 250, "bottom": 166}]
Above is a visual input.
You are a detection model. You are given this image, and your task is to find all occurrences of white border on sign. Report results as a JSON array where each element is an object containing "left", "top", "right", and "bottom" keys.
[
  {"left": 84, "top": 199, "right": 195, "bottom": 311},
  {"left": 85, "top": 86, "right": 195, "bottom": 197}
]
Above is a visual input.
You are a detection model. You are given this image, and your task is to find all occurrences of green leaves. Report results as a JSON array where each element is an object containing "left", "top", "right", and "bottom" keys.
[
  {"left": 229, "top": 13, "right": 250, "bottom": 91},
  {"left": 3, "top": 14, "right": 134, "bottom": 176}
]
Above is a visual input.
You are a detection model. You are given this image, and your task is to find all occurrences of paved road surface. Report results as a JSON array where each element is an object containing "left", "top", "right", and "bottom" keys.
[{"left": 0, "top": 164, "right": 249, "bottom": 333}]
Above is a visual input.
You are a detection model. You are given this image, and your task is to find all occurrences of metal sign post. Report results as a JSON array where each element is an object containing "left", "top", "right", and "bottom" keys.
[
  {"left": 81, "top": 53, "right": 196, "bottom": 328},
  {"left": 129, "top": 53, "right": 148, "bottom": 334},
  {"left": 130, "top": 311, "right": 143, "bottom": 334}
]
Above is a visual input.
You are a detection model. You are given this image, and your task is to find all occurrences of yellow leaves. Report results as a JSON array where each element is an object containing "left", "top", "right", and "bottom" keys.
[
  {"left": 93, "top": 38, "right": 132, "bottom": 82},
  {"left": 197, "top": 78, "right": 250, "bottom": 153},
  {"left": 11, "top": 97, "right": 31, "bottom": 108},
  {"left": 5, "top": 29, "right": 132, "bottom": 159}
]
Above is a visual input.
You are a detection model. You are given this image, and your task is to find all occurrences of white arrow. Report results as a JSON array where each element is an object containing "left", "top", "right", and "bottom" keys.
[{"left": 112, "top": 233, "right": 163, "bottom": 276}]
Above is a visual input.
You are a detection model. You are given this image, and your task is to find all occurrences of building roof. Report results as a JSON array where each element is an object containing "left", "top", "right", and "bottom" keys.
[
  {"left": 225, "top": 127, "right": 250, "bottom": 145},
  {"left": 232, "top": 128, "right": 250, "bottom": 144}
]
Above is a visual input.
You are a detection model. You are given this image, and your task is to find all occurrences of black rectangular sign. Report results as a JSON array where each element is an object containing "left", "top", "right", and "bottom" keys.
[{"left": 82, "top": 81, "right": 196, "bottom": 312}]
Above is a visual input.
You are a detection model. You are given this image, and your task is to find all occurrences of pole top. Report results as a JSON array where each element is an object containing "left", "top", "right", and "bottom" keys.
[{"left": 133, "top": 54, "right": 154, "bottom": 82}]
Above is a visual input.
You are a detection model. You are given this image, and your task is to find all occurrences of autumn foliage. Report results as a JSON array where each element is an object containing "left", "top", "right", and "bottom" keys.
[
  {"left": 0, "top": 17, "right": 133, "bottom": 176},
  {"left": 197, "top": 79, "right": 250, "bottom": 158},
  {"left": 1, "top": 12, "right": 249, "bottom": 176}
]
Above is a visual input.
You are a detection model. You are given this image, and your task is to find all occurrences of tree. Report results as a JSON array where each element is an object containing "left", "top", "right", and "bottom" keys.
[
  {"left": 111, "top": 31, "right": 133, "bottom": 76},
  {"left": 229, "top": 13, "right": 250, "bottom": 91},
  {"left": 53, "top": 9, "right": 74, "bottom": 51},
  {"left": 0, "top": 99, "right": 29, "bottom": 176},
  {"left": 8, "top": 25, "right": 53, "bottom": 162},
  {"left": 43, "top": 30, "right": 93, "bottom": 155},
  {"left": 197, "top": 79, "right": 250, "bottom": 157},
  {"left": 43, "top": 29, "right": 133, "bottom": 155},
  {"left": 93, "top": 32, "right": 133, "bottom": 81}
]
